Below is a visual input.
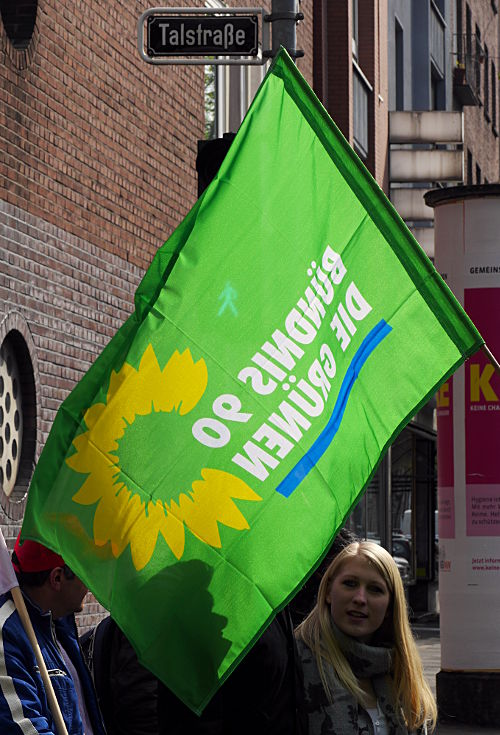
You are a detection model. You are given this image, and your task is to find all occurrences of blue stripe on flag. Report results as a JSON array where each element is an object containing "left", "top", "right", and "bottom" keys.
[{"left": 276, "top": 319, "right": 392, "bottom": 498}]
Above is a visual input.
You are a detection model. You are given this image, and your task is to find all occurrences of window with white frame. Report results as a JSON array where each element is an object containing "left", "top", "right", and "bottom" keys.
[{"left": 353, "top": 63, "right": 371, "bottom": 160}]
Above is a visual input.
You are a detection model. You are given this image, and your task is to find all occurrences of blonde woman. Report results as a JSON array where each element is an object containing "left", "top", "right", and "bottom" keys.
[{"left": 296, "top": 541, "right": 437, "bottom": 735}]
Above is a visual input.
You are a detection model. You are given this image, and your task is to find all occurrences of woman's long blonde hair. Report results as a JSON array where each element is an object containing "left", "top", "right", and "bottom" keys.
[{"left": 296, "top": 541, "right": 437, "bottom": 732}]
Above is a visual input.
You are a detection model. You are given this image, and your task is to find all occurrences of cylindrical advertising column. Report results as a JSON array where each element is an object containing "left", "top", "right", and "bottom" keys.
[{"left": 425, "top": 185, "right": 500, "bottom": 727}]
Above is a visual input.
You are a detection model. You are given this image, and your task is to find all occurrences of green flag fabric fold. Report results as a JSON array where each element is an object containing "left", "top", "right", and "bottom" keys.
[{"left": 22, "top": 49, "right": 483, "bottom": 713}]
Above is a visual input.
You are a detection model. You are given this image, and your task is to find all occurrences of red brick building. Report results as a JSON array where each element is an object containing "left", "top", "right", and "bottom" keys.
[
  {"left": 455, "top": 0, "right": 500, "bottom": 183},
  {"left": 313, "top": 0, "right": 389, "bottom": 190},
  {"left": 0, "top": 0, "right": 312, "bottom": 628}
]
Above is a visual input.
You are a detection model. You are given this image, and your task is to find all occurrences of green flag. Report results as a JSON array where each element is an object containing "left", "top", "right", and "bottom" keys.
[{"left": 22, "top": 49, "right": 482, "bottom": 713}]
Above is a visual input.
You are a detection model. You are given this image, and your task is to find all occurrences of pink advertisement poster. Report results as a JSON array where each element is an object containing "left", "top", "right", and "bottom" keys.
[
  {"left": 465, "top": 287, "right": 500, "bottom": 536},
  {"left": 437, "top": 377, "right": 455, "bottom": 538}
]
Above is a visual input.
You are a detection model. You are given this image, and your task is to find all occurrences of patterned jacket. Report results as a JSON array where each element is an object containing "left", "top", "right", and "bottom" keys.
[{"left": 0, "top": 591, "right": 106, "bottom": 735}]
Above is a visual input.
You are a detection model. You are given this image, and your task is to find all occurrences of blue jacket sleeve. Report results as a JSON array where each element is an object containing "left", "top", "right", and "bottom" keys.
[{"left": 0, "top": 600, "right": 56, "bottom": 735}]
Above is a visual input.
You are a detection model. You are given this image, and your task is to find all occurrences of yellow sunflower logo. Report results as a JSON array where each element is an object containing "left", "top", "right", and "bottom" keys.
[{"left": 66, "top": 344, "right": 261, "bottom": 570}]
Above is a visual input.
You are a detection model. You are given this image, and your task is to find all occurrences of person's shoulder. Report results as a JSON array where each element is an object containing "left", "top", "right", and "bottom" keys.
[
  {"left": 295, "top": 635, "right": 314, "bottom": 662},
  {"left": 295, "top": 637, "right": 325, "bottom": 691},
  {"left": 0, "top": 594, "right": 30, "bottom": 648},
  {"left": 0, "top": 591, "right": 13, "bottom": 606},
  {"left": 97, "top": 615, "right": 118, "bottom": 641},
  {"left": 0, "top": 591, "right": 20, "bottom": 624}
]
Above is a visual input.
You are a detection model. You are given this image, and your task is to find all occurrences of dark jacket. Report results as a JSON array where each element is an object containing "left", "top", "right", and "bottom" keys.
[
  {"left": 0, "top": 591, "right": 106, "bottom": 735},
  {"left": 158, "top": 608, "right": 307, "bottom": 735},
  {"left": 82, "top": 616, "right": 158, "bottom": 735}
]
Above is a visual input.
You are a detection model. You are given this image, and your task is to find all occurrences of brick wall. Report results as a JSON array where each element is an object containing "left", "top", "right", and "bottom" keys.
[
  {"left": 0, "top": 199, "right": 143, "bottom": 444},
  {"left": 296, "top": 0, "right": 313, "bottom": 87},
  {"left": 358, "top": 0, "right": 389, "bottom": 190},
  {"left": 0, "top": 1, "right": 209, "bottom": 270},
  {"left": 313, "top": 0, "right": 388, "bottom": 189},
  {"left": 316, "top": 1, "right": 352, "bottom": 141},
  {"left": 0, "top": 199, "right": 144, "bottom": 629},
  {"left": 459, "top": 0, "right": 500, "bottom": 183}
]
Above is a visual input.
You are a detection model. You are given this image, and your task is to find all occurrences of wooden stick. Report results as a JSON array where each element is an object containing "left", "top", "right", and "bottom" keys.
[
  {"left": 10, "top": 586, "right": 69, "bottom": 735},
  {"left": 482, "top": 344, "right": 500, "bottom": 378}
]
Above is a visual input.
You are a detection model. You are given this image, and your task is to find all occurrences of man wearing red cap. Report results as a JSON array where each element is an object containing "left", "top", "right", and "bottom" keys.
[{"left": 0, "top": 533, "right": 106, "bottom": 735}]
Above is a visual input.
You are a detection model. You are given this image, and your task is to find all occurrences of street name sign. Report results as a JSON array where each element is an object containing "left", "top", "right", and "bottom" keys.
[
  {"left": 148, "top": 15, "right": 258, "bottom": 57},
  {"left": 138, "top": 8, "right": 267, "bottom": 65}
]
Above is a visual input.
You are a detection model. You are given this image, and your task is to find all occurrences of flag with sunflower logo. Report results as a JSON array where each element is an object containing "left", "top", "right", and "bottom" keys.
[{"left": 22, "top": 49, "right": 483, "bottom": 712}]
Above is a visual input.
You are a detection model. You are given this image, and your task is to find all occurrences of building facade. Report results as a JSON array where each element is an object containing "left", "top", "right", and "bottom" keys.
[
  {"left": 313, "top": 0, "right": 389, "bottom": 190},
  {"left": 313, "top": 0, "right": 500, "bottom": 619},
  {"left": 453, "top": 0, "right": 500, "bottom": 183},
  {"left": 0, "top": 0, "right": 312, "bottom": 629}
]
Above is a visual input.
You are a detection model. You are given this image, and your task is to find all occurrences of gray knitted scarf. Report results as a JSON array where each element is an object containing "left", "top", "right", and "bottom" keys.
[{"left": 298, "top": 624, "right": 409, "bottom": 735}]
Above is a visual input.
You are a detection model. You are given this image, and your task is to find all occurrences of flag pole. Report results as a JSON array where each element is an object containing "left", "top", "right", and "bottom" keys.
[
  {"left": 0, "top": 532, "right": 68, "bottom": 735},
  {"left": 482, "top": 344, "right": 500, "bottom": 378}
]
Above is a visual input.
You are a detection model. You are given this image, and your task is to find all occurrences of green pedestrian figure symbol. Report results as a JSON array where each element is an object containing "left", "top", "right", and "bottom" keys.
[{"left": 218, "top": 282, "right": 238, "bottom": 316}]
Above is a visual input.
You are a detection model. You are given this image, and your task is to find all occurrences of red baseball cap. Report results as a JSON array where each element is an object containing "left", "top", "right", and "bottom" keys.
[{"left": 12, "top": 533, "right": 65, "bottom": 574}]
